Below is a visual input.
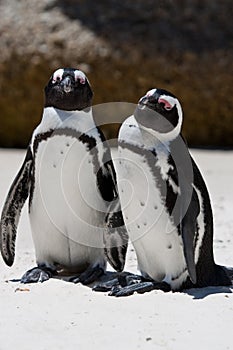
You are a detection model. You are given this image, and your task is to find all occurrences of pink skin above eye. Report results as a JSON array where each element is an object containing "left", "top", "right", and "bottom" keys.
[
  {"left": 74, "top": 70, "right": 86, "bottom": 84},
  {"left": 145, "top": 88, "right": 157, "bottom": 98},
  {"left": 158, "top": 97, "right": 173, "bottom": 110},
  {"left": 52, "top": 73, "right": 63, "bottom": 83}
]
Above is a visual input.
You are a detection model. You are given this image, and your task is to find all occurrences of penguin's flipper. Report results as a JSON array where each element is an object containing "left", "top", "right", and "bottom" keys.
[
  {"left": 95, "top": 142, "right": 128, "bottom": 272},
  {"left": 170, "top": 149, "right": 200, "bottom": 285},
  {"left": 104, "top": 199, "right": 128, "bottom": 272},
  {"left": 96, "top": 156, "right": 118, "bottom": 202},
  {"left": 180, "top": 187, "right": 200, "bottom": 284},
  {"left": 0, "top": 147, "right": 33, "bottom": 266}
]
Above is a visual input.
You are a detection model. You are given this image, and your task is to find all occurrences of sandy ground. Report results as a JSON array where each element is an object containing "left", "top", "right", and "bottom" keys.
[{"left": 0, "top": 148, "right": 233, "bottom": 350}]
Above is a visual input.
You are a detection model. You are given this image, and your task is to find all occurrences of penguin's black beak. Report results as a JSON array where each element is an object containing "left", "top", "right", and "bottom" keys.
[
  {"left": 61, "top": 76, "right": 72, "bottom": 93},
  {"left": 138, "top": 96, "right": 156, "bottom": 110}
]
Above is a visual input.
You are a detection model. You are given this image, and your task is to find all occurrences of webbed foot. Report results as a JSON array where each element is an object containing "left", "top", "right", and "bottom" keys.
[
  {"left": 110, "top": 280, "right": 171, "bottom": 297},
  {"left": 69, "top": 266, "right": 104, "bottom": 285},
  {"left": 93, "top": 272, "right": 171, "bottom": 297},
  {"left": 93, "top": 272, "right": 142, "bottom": 292},
  {"left": 110, "top": 281, "right": 170, "bottom": 297},
  {"left": 93, "top": 278, "right": 119, "bottom": 292},
  {"left": 21, "top": 266, "right": 56, "bottom": 284}
]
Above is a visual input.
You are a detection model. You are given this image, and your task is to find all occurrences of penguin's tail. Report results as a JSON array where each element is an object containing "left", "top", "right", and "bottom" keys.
[
  {"left": 227, "top": 267, "right": 233, "bottom": 279},
  {"left": 223, "top": 266, "right": 233, "bottom": 284}
]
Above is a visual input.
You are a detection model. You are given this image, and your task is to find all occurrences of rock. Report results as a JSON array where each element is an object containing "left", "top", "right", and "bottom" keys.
[{"left": 0, "top": 0, "right": 232, "bottom": 147}]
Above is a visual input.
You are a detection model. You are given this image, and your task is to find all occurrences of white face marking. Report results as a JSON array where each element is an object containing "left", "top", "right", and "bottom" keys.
[
  {"left": 52, "top": 69, "right": 64, "bottom": 84},
  {"left": 158, "top": 95, "right": 176, "bottom": 111},
  {"left": 145, "top": 88, "right": 157, "bottom": 97},
  {"left": 144, "top": 90, "right": 183, "bottom": 141},
  {"left": 74, "top": 70, "right": 86, "bottom": 84}
]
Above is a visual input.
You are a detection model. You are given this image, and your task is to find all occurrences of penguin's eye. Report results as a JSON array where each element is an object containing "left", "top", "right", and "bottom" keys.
[{"left": 52, "top": 75, "right": 62, "bottom": 84}]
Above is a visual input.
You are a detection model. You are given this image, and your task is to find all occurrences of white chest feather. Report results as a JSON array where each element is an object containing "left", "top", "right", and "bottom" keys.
[{"left": 29, "top": 107, "right": 107, "bottom": 270}]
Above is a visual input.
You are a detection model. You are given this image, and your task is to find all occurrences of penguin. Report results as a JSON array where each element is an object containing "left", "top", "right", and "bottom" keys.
[
  {"left": 108, "top": 88, "right": 232, "bottom": 296},
  {"left": 0, "top": 68, "right": 127, "bottom": 284}
]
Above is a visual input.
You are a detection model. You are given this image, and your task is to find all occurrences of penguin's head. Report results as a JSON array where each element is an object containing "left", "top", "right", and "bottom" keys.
[
  {"left": 134, "top": 88, "right": 183, "bottom": 141},
  {"left": 44, "top": 68, "right": 93, "bottom": 111}
]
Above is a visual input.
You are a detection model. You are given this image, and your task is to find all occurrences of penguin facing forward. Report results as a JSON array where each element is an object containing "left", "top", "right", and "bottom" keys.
[
  {"left": 0, "top": 68, "right": 127, "bottom": 284},
  {"left": 108, "top": 88, "right": 232, "bottom": 296}
]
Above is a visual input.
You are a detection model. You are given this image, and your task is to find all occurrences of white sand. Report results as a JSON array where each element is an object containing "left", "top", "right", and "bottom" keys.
[{"left": 0, "top": 148, "right": 233, "bottom": 350}]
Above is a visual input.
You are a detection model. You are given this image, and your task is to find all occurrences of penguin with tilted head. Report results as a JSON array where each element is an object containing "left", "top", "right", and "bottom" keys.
[
  {"left": 108, "top": 88, "right": 232, "bottom": 296},
  {"left": 0, "top": 68, "right": 127, "bottom": 284}
]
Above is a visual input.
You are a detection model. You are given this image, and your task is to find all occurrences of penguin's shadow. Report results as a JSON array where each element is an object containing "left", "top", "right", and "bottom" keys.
[{"left": 185, "top": 285, "right": 233, "bottom": 299}]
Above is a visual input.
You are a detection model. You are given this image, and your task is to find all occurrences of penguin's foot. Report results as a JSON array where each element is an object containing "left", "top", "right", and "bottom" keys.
[
  {"left": 118, "top": 273, "right": 146, "bottom": 287},
  {"left": 93, "top": 272, "right": 150, "bottom": 293},
  {"left": 70, "top": 266, "right": 104, "bottom": 285},
  {"left": 93, "top": 278, "right": 119, "bottom": 292},
  {"left": 20, "top": 266, "right": 56, "bottom": 284},
  {"left": 110, "top": 281, "right": 171, "bottom": 297}
]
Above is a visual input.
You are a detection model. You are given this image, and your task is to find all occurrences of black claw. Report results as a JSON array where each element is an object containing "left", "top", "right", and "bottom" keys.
[
  {"left": 92, "top": 285, "right": 107, "bottom": 292},
  {"left": 9, "top": 279, "right": 21, "bottom": 282},
  {"left": 93, "top": 284, "right": 111, "bottom": 292},
  {"left": 110, "top": 285, "right": 135, "bottom": 297},
  {"left": 69, "top": 276, "right": 80, "bottom": 284},
  {"left": 109, "top": 285, "right": 123, "bottom": 296}
]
